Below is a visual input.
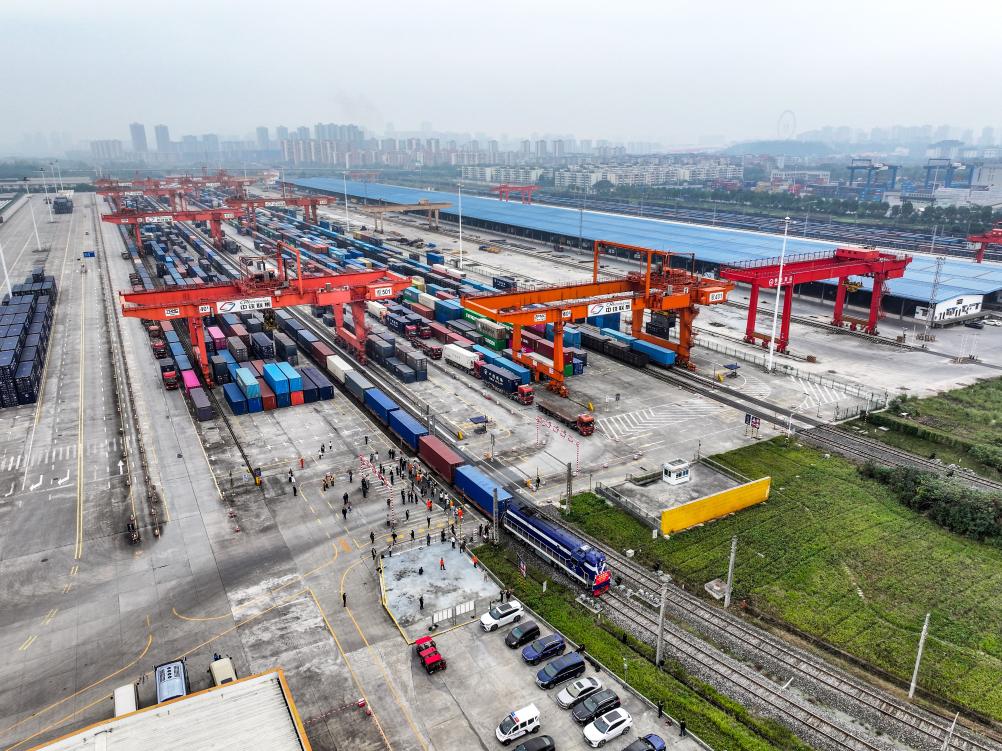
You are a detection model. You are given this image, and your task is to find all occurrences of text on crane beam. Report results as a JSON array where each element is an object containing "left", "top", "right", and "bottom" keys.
[{"left": 216, "top": 297, "right": 273, "bottom": 314}]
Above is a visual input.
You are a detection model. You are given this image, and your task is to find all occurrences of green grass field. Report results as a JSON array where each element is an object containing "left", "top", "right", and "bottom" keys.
[
  {"left": 475, "top": 545, "right": 813, "bottom": 751},
  {"left": 850, "top": 378, "right": 1002, "bottom": 480},
  {"left": 565, "top": 440, "right": 1002, "bottom": 721}
]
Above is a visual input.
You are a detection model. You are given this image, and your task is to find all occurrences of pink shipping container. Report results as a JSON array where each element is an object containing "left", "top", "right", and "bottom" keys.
[
  {"left": 429, "top": 322, "right": 451, "bottom": 342},
  {"left": 434, "top": 291, "right": 456, "bottom": 300},
  {"left": 181, "top": 370, "right": 200, "bottom": 392},
  {"left": 207, "top": 326, "right": 227, "bottom": 350},
  {"left": 527, "top": 324, "right": 546, "bottom": 336}
]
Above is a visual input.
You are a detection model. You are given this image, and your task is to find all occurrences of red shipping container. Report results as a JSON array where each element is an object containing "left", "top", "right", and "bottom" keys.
[
  {"left": 428, "top": 322, "right": 451, "bottom": 342},
  {"left": 258, "top": 381, "right": 277, "bottom": 411},
  {"left": 291, "top": 390, "right": 305, "bottom": 406},
  {"left": 250, "top": 359, "right": 265, "bottom": 376},
  {"left": 311, "top": 341, "right": 335, "bottom": 361},
  {"left": 535, "top": 339, "right": 555, "bottom": 359},
  {"left": 418, "top": 435, "right": 465, "bottom": 484},
  {"left": 434, "top": 291, "right": 456, "bottom": 300},
  {"left": 410, "top": 303, "right": 433, "bottom": 320},
  {"left": 447, "top": 333, "right": 473, "bottom": 348},
  {"left": 527, "top": 324, "right": 546, "bottom": 336},
  {"left": 231, "top": 323, "right": 251, "bottom": 347}
]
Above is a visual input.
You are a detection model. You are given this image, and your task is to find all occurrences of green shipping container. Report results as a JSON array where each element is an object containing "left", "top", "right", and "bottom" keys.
[
  {"left": 481, "top": 334, "right": 506, "bottom": 351},
  {"left": 462, "top": 309, "right": 485, "bottom": 323},
  {"left": 564, "top": 363, "right": 573, "bottom": 377},
  {"left": 403, "top": 288, "right": 420, "bottom": 302}
]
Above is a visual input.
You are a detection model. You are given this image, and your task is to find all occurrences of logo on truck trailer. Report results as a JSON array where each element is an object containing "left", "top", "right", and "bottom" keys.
[{"left": 216, "top": 297, "right": 273, "bottom": 314}]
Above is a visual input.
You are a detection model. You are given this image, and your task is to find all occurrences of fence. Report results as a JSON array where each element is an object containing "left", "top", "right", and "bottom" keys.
[
  {"left": 695, "top": 336, "right": 888, "bottom": 408},
  {"left": 595, "top": 482, "right": 660, "bottom": 528}
]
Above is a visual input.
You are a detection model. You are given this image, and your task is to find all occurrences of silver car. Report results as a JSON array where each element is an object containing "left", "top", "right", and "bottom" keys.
[{"left": 555, "top": 676, "right": 603, "bottom": 709}]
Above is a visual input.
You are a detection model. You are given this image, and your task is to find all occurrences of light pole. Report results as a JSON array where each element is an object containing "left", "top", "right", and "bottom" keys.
[
  {"left": 342, "top": 172, "right": 351, "bottom": 234},
  {"left": 51, "top": 162, "right": 63, "bottom": 191},
  {"left": 26, "top": 184, "right": 42, "bottom": 251},
  {"left": 457, "top": 180, "right": 464, "bottom": 270},
  {"left": 766, "top": 216, "right": 790, "bottom": 373},
  {"left": 39, "top": 169, "right": 53, "bottom": 222}
]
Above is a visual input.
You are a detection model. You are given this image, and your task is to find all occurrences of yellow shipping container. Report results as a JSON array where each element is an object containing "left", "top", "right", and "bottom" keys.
[{"left": 660, "top": 477, "right": 771, "bottom": 535}]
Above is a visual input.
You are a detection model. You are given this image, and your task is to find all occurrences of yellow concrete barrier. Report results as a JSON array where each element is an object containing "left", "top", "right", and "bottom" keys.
[{"left": 660, "top": 476, "right": 771, "bottom": 535}]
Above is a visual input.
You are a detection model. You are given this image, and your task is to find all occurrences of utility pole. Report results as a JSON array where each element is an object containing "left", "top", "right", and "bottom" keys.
[
  {"left": 457, "top": 181, "right": 464, "bottom": 270},
  {"left": 909, "top": 613, "right": 931, "bottom": 699},
  {"left": 724, "top": 536, "right": 738, "bottom": 608},
  {"left": 940, "top": 712, "right": 958, "bottom": 751},
  {"left": 342, "top": 172, "right": 351, "bottom": 234},
  {"left": 922, "top": 253, "right": 944, "bottom": 339},
  {"left": 492, "top": 488, "right": 499, "bottom": 542},
  {"left": 655, "top": 579, "right": 668, "bottom": 666},
  {"left": 565, "top": 462, "right": 573, "bottom": 510}
]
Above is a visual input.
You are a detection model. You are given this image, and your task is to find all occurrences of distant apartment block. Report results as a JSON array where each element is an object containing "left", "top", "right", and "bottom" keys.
[
  {"left": 90, "top": 139, "right": 125, "bottom": 161},
  {"left": 554, "top": 163, "right": 743, "bottom": 190},
  {"left": 459, "top": 166, "right": 545, "bottom": 184},
  {"left": 770, "top": 169, "right": 831, "bottom": 184}
]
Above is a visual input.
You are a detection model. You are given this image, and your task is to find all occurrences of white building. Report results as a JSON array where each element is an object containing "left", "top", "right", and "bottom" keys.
[
  {"left": 460, "top": 166, "right": 544, "bottom": 184},
  {"left": 914, "top": 294, "right": 983, "bottom": 325}
]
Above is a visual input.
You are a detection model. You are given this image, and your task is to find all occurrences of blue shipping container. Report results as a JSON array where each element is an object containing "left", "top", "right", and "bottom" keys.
[
  {"left": 223, "top": 383, "right": 247, "bottom": 415},
  {"left": 601, "top": 328, "right": 635, "bottom": 344},
  {"left": 364, "top": 388, "right": 399, "bottom": 424},
  {"left": 277, "top": 361, "right": 302, "bottom": 391},
  {"left": 493, "top": 357, "right": 531, "bottom": 385},
  {"left": 631, "top": 339, "right": 676, "bottom": 366},
  {"left": 453, "top": 465, "right": 512, "bottom": 516},
  {"left": 262, "top": 362, "right": 289, "bottom": 394},
  {"left": 388, "top": 409, "right": 429, "bottom": 451},
  {"left": 235, "top": 367, "right": 261, "bottom": 398}
]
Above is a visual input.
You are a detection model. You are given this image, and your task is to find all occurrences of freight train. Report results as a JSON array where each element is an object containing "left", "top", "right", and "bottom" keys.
[{"left": 273, "top": 312, "right": 611, "bottom": 596}]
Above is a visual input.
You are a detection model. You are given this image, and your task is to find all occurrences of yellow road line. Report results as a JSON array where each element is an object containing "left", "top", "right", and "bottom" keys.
[
  {"left": 308, "top": 588, "right": 392, "bottom": 750},
  {"left": 41, "top": 609, "right": 57, "bottom": 626},
  {"left": 339, "top": 560, "right": 428, "bottom": 751},
  {"left": 74, "top": 276, "right": 86, "bottom": 561},
  {"left": 17, "top": 635, "right": 37, "bottom": 652}
]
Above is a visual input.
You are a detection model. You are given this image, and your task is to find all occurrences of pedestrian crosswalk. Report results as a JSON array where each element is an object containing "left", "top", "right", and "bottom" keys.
[
  {"left": 0, "top": 437, "right": 123, "bottom": 471},
  {"left": 792, "top": 377, "right": 842, "bottom": 407},
  {"left": 597, "top": 400, "right": 720, "bottom": 441}
]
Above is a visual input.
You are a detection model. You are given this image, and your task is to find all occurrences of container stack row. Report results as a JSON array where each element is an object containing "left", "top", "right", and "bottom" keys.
[{"left": 0, "top": 270, "right": 57, "bottom": 408}]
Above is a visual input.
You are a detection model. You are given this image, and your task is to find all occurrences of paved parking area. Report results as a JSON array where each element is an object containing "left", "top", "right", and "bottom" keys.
[{"left": 401, "top": 610, "right": 703, "bottom": 750}]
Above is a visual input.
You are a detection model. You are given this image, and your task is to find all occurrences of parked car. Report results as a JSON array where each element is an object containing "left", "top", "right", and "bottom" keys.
[
  {"left": 512, "top": 736, "right": 556, "bottom": 751},
  {"left": 480, "top": 600, "right": 524, "bottom": 632},
  {"left": 965, "top": 319, "right": 985, "bottom": 329},
  {"left": 583, "top": 708, "right": 632, "bottom": 748},
  {"left": 535, "top": 652, "right": 586, "bottom": 689},
  {"left": 505, "top": 621, "right": 541, "bottom": 649},
  {"left": 621, "top": 734, "right": 667, "bottom": 751},
  {"left": 556, "top": 676, "right": 603, "bottom": 709},
  {"left": 572, "top": 688, "right": 621, "bottom": 725},
  {"left": 521, "top": 634, "right": 566, "bottom": 665},
  {"left": 496, "top": 704, "right": 541, "bottom": 745}
]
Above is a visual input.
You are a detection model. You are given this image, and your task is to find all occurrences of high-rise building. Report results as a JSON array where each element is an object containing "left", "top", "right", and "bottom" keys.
[
  {"left": 202, "top": 134, "right": 220, "bottom": 152},
  {"left": 296, "top": 126, "right": 310, "bottom": 141},
  {"left": 129, "top": 122, "right": 148, "bottom": 153},
  {"left": 979, "top": 127, "right": 996, "bottom": 146},
  {"left": 276, "top": 125, "right": 289, "bottom": 141},
  {"left": 579, "top": 139, "right": 592, "bottom": 154},
  {"left": 552, "top": 140, "right": 565, "bottom": 157},
  {"left": 91, "top": 140, "right": 124, "bottom": 161},
  {"left": 256, "top": 126, "right": 270, "bottom": 149},
  {"left": 520, "top": 140, "right": 531, "bottom": 156},
  {"left": 487, "top": 140, "right": 499, "bottom": 156},
  {"left": 534, "top": 140, "right": 547, "bottom": 158},
  {"left": 181, "top": 135, "right": 199, "bottom": 155},
  {"left": 154, "top": 124, "right": 171, "bottom": 153}
]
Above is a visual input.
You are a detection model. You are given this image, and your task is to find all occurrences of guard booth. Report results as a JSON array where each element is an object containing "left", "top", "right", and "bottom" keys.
[{"left": 662, "top": 459, "right": 690, "bottom": 485}]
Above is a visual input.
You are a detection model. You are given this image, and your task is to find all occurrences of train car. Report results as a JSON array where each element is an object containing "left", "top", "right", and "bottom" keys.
[{"left": 154, "top": 660, "right": 189, "bottom": 704}]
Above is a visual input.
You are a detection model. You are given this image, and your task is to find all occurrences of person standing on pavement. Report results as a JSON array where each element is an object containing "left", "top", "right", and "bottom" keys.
[
  {"left": 439, "top": 557, "right": 445, "bottom": 571},
  {"left": 342, "top": 592, "right": 347, "bottom": 607},
  {"left": 342, "top": 507, "right": 347, "bottom": 520},
  {"left": 419, "top": 595, "right": 424, "bottom": 610},
  {"left": 370, "top": 531, "right": 375, "bottom": 544}
]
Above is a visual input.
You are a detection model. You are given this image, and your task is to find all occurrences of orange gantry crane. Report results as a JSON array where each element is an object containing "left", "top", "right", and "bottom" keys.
[
  {"left": 119, "top": 243, "right": 412, "bottom": 383},
  {"left": 97, "top": 184, "right": 192, "bottom": 212},
  {"left": 103, "top": 208, "right": 242, "bottom": 250},
  {"left": 463, "top": 240, "right": 734, "bottom": 388}
]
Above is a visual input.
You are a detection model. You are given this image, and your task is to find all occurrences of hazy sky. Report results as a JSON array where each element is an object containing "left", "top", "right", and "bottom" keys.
[{"left": 5, "top": 0, "right": 1001, "bottom": 149}]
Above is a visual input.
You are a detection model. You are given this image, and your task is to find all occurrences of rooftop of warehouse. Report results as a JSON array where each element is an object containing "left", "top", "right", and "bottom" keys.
[
  {"left": 291, "top": 177, "right": 1002, "bottom": 304},
  {"left": 29, "top": 670, "right": 311, "bottom": 751}
]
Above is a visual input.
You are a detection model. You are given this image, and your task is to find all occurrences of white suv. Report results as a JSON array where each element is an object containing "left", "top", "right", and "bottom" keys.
[
  {"left": 480, "top": 600, "right": 524, "bottom": 632},
  {"left": 583, "top": 708, "right": 632, "bottom": 748}
]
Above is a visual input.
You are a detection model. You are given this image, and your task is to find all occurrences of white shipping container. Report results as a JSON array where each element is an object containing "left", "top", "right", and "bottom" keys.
[
  {"left": 476, "top": 318, "right": 507, "bottom": 339},
  {"left": 417, "top": 292, "right": 439, "bottom": 311},
  {"left": 443, "top": 343, "right": 479, "bottom": 371},
  {"left": 432, "top": 264, "right": 449, "bottom": 275},
  {"left": 526, "top": 352, "right": 554, "bottom": 369},
  {"left": 366, "top": 300, "right": 387, "bottom": 321},
  {"left": 113, "top": 684, "right": 138, "bottom": 717},
  {"left": 326, "top": 354, "right": 355, "bottom": 383}
]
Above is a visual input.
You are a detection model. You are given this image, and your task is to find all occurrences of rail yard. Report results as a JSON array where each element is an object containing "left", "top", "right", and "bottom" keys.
[{"left": 1, "top": 171, "right": 1002, "bottom": 751}]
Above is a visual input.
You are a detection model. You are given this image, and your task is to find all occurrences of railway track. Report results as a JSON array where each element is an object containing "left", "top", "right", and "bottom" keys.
[{"left": 541, "top": 509, "right": 1001, "bottom": 751}]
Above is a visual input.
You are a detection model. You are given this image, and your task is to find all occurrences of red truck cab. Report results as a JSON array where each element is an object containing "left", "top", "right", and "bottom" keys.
[
  {"left": 517, "top": 384, "right": 534, "bottom": 405},
  {"left": 576, "top": 413, "right": 595, "bottom": 436}
]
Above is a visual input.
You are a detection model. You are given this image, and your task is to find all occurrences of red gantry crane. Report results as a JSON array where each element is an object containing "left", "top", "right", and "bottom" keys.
[
  {"left": 719, "top": 247, "right": 911, "bottom": 353},
  {"left": 967, "top": 222, "right": 1002, "bottom": 264},
  {"left": 493, "top": 184, "right": 539, "bottom": 204},
  {"left": 103, "top": 208, "right": 241, "bottom": 250},
  {"left": 224, "top": 195, "right": 336, "bottom": 227},
  {"left": 463, "top": 240, "right": 734, "bottom": 391},
  {"left": 119, "top": 241, "right": 412, "bottom": 383}
]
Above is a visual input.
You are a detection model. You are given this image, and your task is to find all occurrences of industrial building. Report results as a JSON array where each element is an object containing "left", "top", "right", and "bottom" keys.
[{"left": 292, "top": 177, "right": 1002, "bottom": 324}]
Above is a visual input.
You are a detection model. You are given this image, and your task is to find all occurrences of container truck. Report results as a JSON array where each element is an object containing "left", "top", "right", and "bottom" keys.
[
  {"left": 480, "top": 364, "right": 534, "bottom": 405},
  {"left": 151, "top": 337, "right": 167, "bottom": 359},
  {"left": 443, "top": 343, "right": 480, "bottom": 374},
  {"left": 158, "top": 358, "right": 178, "bottom": 390},
  {"left": 535, "top": 394, "right": 595, "bottom": 436}
]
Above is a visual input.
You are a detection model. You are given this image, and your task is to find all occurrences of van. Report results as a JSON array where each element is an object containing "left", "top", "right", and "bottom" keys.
[
  {"left": 209, "top": 656, "right": 237, "bottom": 686},
  {"left": 113, "top": 683, "right": 139, "bottom": 717},
  {"left": 496, "top": 703, "right": 541, "bottom": 745},
  {"left": 535, "top": 652, "right": 586, "bottom": 689}
]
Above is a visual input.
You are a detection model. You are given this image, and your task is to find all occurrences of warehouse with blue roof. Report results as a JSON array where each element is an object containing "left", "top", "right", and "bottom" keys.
[{"left": 291, "top": 177, "right": 1002, "bottom": 323}]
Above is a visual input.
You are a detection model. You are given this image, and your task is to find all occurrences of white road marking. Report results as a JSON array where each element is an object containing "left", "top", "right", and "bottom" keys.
[
  {"left": 29, "top": 475, "right": 42, "bottom": 491},
  {"left": 4, "top": 482, "right": 14, "bottom": 497}
]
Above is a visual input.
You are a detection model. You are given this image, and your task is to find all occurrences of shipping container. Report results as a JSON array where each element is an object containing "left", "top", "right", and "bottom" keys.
[
  {"left": 234, "top": 367, "right": 260, "bottom": 398},
  {"left": 388, "top": 409, "right": 429, "bottom": 451},
  {"left": 364, "top": 388, "right": 399, "bottom": 424},
  {"left": 189, "top": 387, "right": 215, "bottom": 421},
  {"left": 277, "top": 362, "right": 302, "bottom": 391},
  {"left": 263, "top": 362, "right": 289, "bottom": 394},
  {"left": 325, "top": 354, "right": 354, "bottom": 383},
  {"left": 302, "top": 366, "right": 334, "bottom": 400},
  {"left": 417, "top": 435, "right": 464, "bottom": 483},
  {"left": 344, "top": 371, "right": 374, "bottom": 400},
  {"left": 223, "top": 383, "right": 246, "bottom": 414},
  {"left": 181, "top": 370, "right": 200, "bottom": 392},
  {"left": 442, "top": 343, "right": 479, "bottom": 373},
  {"left": 631, "top": 339, "right": 676, "bottom": 367},
  {"left": 453, "top": 465, "right": 512, "bottom": 516}
]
